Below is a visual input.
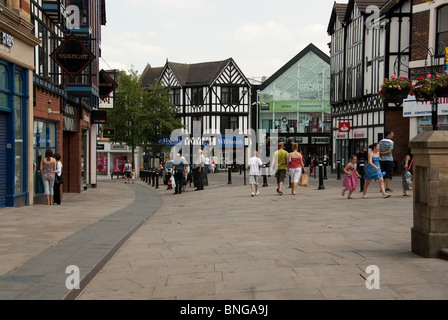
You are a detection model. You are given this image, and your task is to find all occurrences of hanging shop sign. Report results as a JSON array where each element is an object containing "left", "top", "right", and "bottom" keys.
[
  {"left": 99, "top": 69, "right": 118, "bottom": 100},
  {"left": 91, "top": 110, "right": 107, "bottom": 124},
  {"left": 63, "top": 104, "right": 79, "bottom": 132},
  {"left": 338, "top": 122, "right": 351, "bottom": 133},
  {"left": 50, "top": 34, "right": 96, "bottom": 78}
]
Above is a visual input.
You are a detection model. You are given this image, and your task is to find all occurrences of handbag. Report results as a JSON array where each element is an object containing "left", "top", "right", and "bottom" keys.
[
  {"left": 55, "top": 173, "right": 64, "bottom": 184},
  {"left": 299, "top": 173, "right": 309, "bottom": 187},
  {"left": 402, "top": 169, "right": 412, "bottom": 190}
]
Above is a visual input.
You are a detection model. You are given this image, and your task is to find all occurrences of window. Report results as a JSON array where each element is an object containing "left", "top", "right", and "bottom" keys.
[
  {"left": 437, "top": 5, "right": 448, "bottom": 57},
  {"left": 221, "top": 87, "right": 239, "bottom": 105},
  {"left": 221, "top": 116, "right": 238, "bottom": 134},
  {"left": 191, "top": 88, "right": 203, "bottom": 105},
  {"left": 34, "top": 120, "right": 57, "bottom": 195},
  {"left": 14, "top": 70, "right": 25, "bottom": 194},
  {"left": 170, "top": 89, "right": 180, "bottom": 105}
]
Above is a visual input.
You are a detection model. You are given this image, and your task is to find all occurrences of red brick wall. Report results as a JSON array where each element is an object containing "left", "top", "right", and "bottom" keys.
[
  {"left": 34, "top": 87, "right": 63, "bottom": 153},
  {"left": 20, "top": 0, "right": 30, "bottom": 13},
  {"left": 63, "top": 131, "right": 81, "bottom": 193},
  {"left": 411, "top": 10, "right": 430, "bottom": 62},
  {"left": 385, "top": 109, "right": 410, "bottom": 174}
]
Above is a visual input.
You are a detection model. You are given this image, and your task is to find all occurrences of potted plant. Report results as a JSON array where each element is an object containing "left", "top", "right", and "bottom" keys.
[
  {"left": 413, "top": 75, "right": 434, "bottom": 102},
  {"left": 378, "top": 75, "right": 413, "bottom": 104}
]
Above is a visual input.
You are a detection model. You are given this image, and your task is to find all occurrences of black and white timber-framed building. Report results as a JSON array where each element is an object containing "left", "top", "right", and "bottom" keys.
[
  {"left": 328, "top": 0, "right": 412, "bottom": 170},
  {"left": 141, "top": 58, "right": 252, "bottom": 167}
]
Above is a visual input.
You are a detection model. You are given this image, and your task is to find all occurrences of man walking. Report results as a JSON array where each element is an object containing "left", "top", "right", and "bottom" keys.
[
  {"left": 195, "top": 149, "right": 205, "bottom": 191},
  {"left": 124, "top": 160, "right": 132, "bottom": 184},
  {"left": 270, "top": 142, "right": 289, "bottom": 195},
  {"left": 379, "top": 130, "right": 395, "bottom": 192},
  {"left": 248, "top": 151, "right": 263, "bottom": 197},
  {"left": 173, "top": 153, "right": 187, "bottom": 195}
]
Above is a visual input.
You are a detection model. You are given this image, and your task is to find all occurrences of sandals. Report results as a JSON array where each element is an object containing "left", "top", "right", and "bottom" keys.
[{"left": 383, "top": 194, "right": 391, "bottom": 198}]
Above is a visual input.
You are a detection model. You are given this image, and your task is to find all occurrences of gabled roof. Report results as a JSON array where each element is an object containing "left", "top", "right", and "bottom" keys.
[
  {"left": 327, "top": 2, "right": 348, "bottom": 34},
  {"left": 166, "top": 58, "right": 233, "bottom": 87},
  {"left": 140, "top": 64, "right": 164, "bottom": 87},
  {"left": 259, "top": 43, "right": 330, "bottom": 91},
  {"left": 344, "top": 0, "right": 400, "bottom": 21}
]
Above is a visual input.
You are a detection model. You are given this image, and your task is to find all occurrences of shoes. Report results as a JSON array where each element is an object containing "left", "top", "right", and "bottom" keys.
[
  {"left": 402, "top": 193, "right": 410, "bottom": 197},
  {"left": 385, "top": 188, "right": 393, "bottom": 192},
  {"left": 195, "top": 188, "right": 203, "bottom": 191},
  {"left": 362, "top": 196, "right": 368, "bottom": 199},
  {"left": 251, "top": 193, "right": 255, "bottom": 197},
  {"left": 256, "top": 192, "right": 260, "bottom": 196},
  {"left": 173, "top": 192, "right": 179, "bottom": 195},
  {"left": 383, "top": 194, "right": 391, "bottom": 198}
]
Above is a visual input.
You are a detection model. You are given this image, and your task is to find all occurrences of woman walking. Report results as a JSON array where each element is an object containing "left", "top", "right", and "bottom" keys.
[
  {"left": 53, "top": 153, "right": 63, "bottom": 205},
  {"left": 362, "top": 143, "right": 391, "bottom": 199},
  {"left": 40, "top": 149, "right": 57, "bottom": 205},
  {"left": 402, "top": 149, "right": 414, "bottom": 197},
  {"left": 288, "top": 143, "right": 305, "bottom": 195}
]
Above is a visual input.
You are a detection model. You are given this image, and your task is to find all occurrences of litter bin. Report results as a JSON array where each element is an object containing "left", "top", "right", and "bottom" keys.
[{"left": 193, "top": 167, "right": 209, "bottom": 188}]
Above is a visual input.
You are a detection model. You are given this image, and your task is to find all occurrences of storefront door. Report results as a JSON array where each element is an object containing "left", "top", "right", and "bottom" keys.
[{"left": 0, "top": 112, "right": 6, "bottom": 207}]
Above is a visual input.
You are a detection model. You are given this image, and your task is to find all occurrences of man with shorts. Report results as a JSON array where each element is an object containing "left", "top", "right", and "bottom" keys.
[
  {"left": 248, "top": 151, "right": 263, "bottom": 197},
  {"left": 124, "top": 160, "right": 132, "bottom": 184},
  {"left": 379, "top": 130, "right": 395, "bottom": 192},
  {"left": 271, "top": 142, "right": 289, "bottom": 196}
]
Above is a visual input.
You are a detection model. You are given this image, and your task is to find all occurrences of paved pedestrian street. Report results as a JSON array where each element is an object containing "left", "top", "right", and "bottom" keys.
[{"left": 1, "top": 171, "right": 448, "bottom": 303}]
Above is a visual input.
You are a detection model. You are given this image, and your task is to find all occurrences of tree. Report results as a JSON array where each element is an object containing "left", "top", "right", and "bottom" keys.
[{"left": 107, "top": 68, "right": 183, "bottom": 167}]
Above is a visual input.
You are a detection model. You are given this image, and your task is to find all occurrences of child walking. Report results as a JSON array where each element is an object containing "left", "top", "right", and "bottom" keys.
[{"left": 342, "top": 155, "right": 362, "bottom": 199}]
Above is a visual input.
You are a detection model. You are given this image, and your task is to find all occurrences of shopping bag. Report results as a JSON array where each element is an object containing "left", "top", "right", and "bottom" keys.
[
  {"left": 168, "top": 175, "right": 176, "bottom": 189},
  {"left": 299, "top": 173, "right": 309, "bottom": 187}
]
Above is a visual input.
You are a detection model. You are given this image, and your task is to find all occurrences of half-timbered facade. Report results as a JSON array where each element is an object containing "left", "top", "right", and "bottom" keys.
[
  {"left": 328, "top": 0, "right": 411, "bottom": 170},
  {"left": 142, "top": 58, "right": 252, "bottom": 166}
]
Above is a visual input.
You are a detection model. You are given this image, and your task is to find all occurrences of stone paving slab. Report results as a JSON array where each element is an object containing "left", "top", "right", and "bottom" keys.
[
  {"left": 1, "top": 172, "right": 448, "bottom": 301},
  {"left": 75, "top": 173, "right": 448, "bottom": 300}
]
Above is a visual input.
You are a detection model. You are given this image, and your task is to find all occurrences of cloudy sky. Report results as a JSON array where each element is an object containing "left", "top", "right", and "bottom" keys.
[{"left": 99, "top": 0, "right": 346, "bottom": 80}]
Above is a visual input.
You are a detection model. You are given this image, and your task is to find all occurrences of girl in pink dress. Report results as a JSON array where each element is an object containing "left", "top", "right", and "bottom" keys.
[{"left": 342, "top": 155, "right": 362, "bottom": 199}]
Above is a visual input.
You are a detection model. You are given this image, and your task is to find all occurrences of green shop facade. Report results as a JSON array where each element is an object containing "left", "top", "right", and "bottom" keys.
[{"left": 257, "top": 43, "right": 331, "bottom": 165}]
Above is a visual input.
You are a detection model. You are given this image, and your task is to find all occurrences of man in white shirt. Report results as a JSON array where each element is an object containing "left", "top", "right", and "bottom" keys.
[{"left": 248, "top": 151, "right": 263, "bottom": 197}]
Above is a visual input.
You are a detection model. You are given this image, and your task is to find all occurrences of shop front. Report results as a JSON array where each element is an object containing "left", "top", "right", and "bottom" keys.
[{"left": 404, "top": 97, "right": 448, "bottom": 139}]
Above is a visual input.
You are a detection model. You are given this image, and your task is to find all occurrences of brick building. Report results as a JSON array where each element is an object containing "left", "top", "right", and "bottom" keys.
[
  {"left": 30, "top": 0, "right": 107, "bottom": 205},
  {"left": 0, "top": 0, "right": 40, "bottom": 207},
  {"left": 403, "top": 0, "right": 448, "bottom": 137}
]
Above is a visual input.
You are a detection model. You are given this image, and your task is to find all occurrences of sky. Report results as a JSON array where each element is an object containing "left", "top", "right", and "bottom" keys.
[{"left": 99, "top": 0, "right": 346, "bottom": 80}]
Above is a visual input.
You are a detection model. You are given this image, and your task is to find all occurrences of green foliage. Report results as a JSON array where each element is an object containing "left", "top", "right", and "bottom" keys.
[{"left": 106, "top": 68, "right": 184, "bottom": 155}]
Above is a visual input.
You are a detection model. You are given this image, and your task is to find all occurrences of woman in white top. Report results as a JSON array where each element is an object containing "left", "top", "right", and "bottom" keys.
[{"left": 53, "top": 153, "right": 63, "bottom": 205}]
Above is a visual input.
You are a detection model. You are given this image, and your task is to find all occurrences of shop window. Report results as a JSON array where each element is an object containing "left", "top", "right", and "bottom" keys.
[
  {"left": 33, "top": 120, "right": 57, "bottom": 195},
  {"left": 437, "top": 5, "right": 448, "bottom": 57}
]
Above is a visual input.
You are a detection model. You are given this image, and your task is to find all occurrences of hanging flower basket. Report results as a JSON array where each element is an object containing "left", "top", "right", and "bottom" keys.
[
  {"left": 378, "top": 75, "right": 412, "bottom": 104},
  {"left": 413, "top": 71, "right": 448, "bottom": 99}
]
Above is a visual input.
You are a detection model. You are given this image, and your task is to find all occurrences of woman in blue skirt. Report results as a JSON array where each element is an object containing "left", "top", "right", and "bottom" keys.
[{"left": 362, "top": 143, "right": 391, "bottom": 199}]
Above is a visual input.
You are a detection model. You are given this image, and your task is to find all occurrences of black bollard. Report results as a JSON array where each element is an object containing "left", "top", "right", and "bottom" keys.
[
  {"left": 155, "top": 171, "right": 159, "bottom": 189},
  {"left": 318, "top": 161, "right": 325, "bottom": 190},
  {"left": 336, "top": 160, "right": 341, "bottom": 180},
  {"left": 324, "top": 160, "right": 328, "bottom": 180},
  {"left": 152, "top": 170, "right": 156, "bottom": 187},
  {"left": 228, "top": 165, "right": 232, "bottom": 185}
]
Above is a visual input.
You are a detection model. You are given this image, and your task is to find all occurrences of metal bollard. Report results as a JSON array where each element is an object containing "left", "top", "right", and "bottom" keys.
[
  {"left": 148, "top": 170, "right": 152, "bottom": 185},
  {"left": 152, "top": 170, "right": 156, "bottom": 187},
  {"left": 336, "top": 160, "right": 341, "bottom": 180},
  {"left": 155, "top": 171, "right": 159, "bottom": 189},
  {"left": 228, "top": 165, "right": 232, "bottom": 185},
  {"left": 318, "top": 161, "right": 325, "bottom": 190},
  {"left": 324, "top": 160, "right": 328, "bottom": 180}
]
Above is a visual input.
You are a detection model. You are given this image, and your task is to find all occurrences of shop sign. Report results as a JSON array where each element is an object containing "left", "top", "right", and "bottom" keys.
[
  {"left": 260, "top": 103, "right": 270, "bottom": 111},
  {"left": 338, "top": 122, "right": 351, "bottom": 133},
  {"left": 97, "top": 144, "right": 105, "bottom": 150},
  {"left": 216, "top": 135, "right": 245, "bottom": 147},
  {"left": 403, "top": 97, "right": 448, "bottom": 117},
  {"left": 157, "top": 135, "right": 184, "bottom": 146},
  {"left": 446, "top": 47, "right": 448, "bottom": 72},
  {"left": 102, "top": 128, "right": 115, "bottom": 139},
  {"left": 63, "top": 105, "right": 79, "bottom": 132},
  {"left": 312, "top": 137, "right": 330, "bottom": 144},
  {"left": 353, "top": 128, "right": 367, "bottom": 139},
  {"left": 100, "top": 95, "right": 114, "bottom": 109},
  {"left": 99, "top": 70, "right": 118, "bottom": 100},
  {"left": 336, "top": 132, "right": 348, "bottom": 140},
  {"left": 92, "top": 110, "right": 107, "bottom": 124},
  {"left": 50, "top": 34, "right": 96, "bottom": 78}
]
